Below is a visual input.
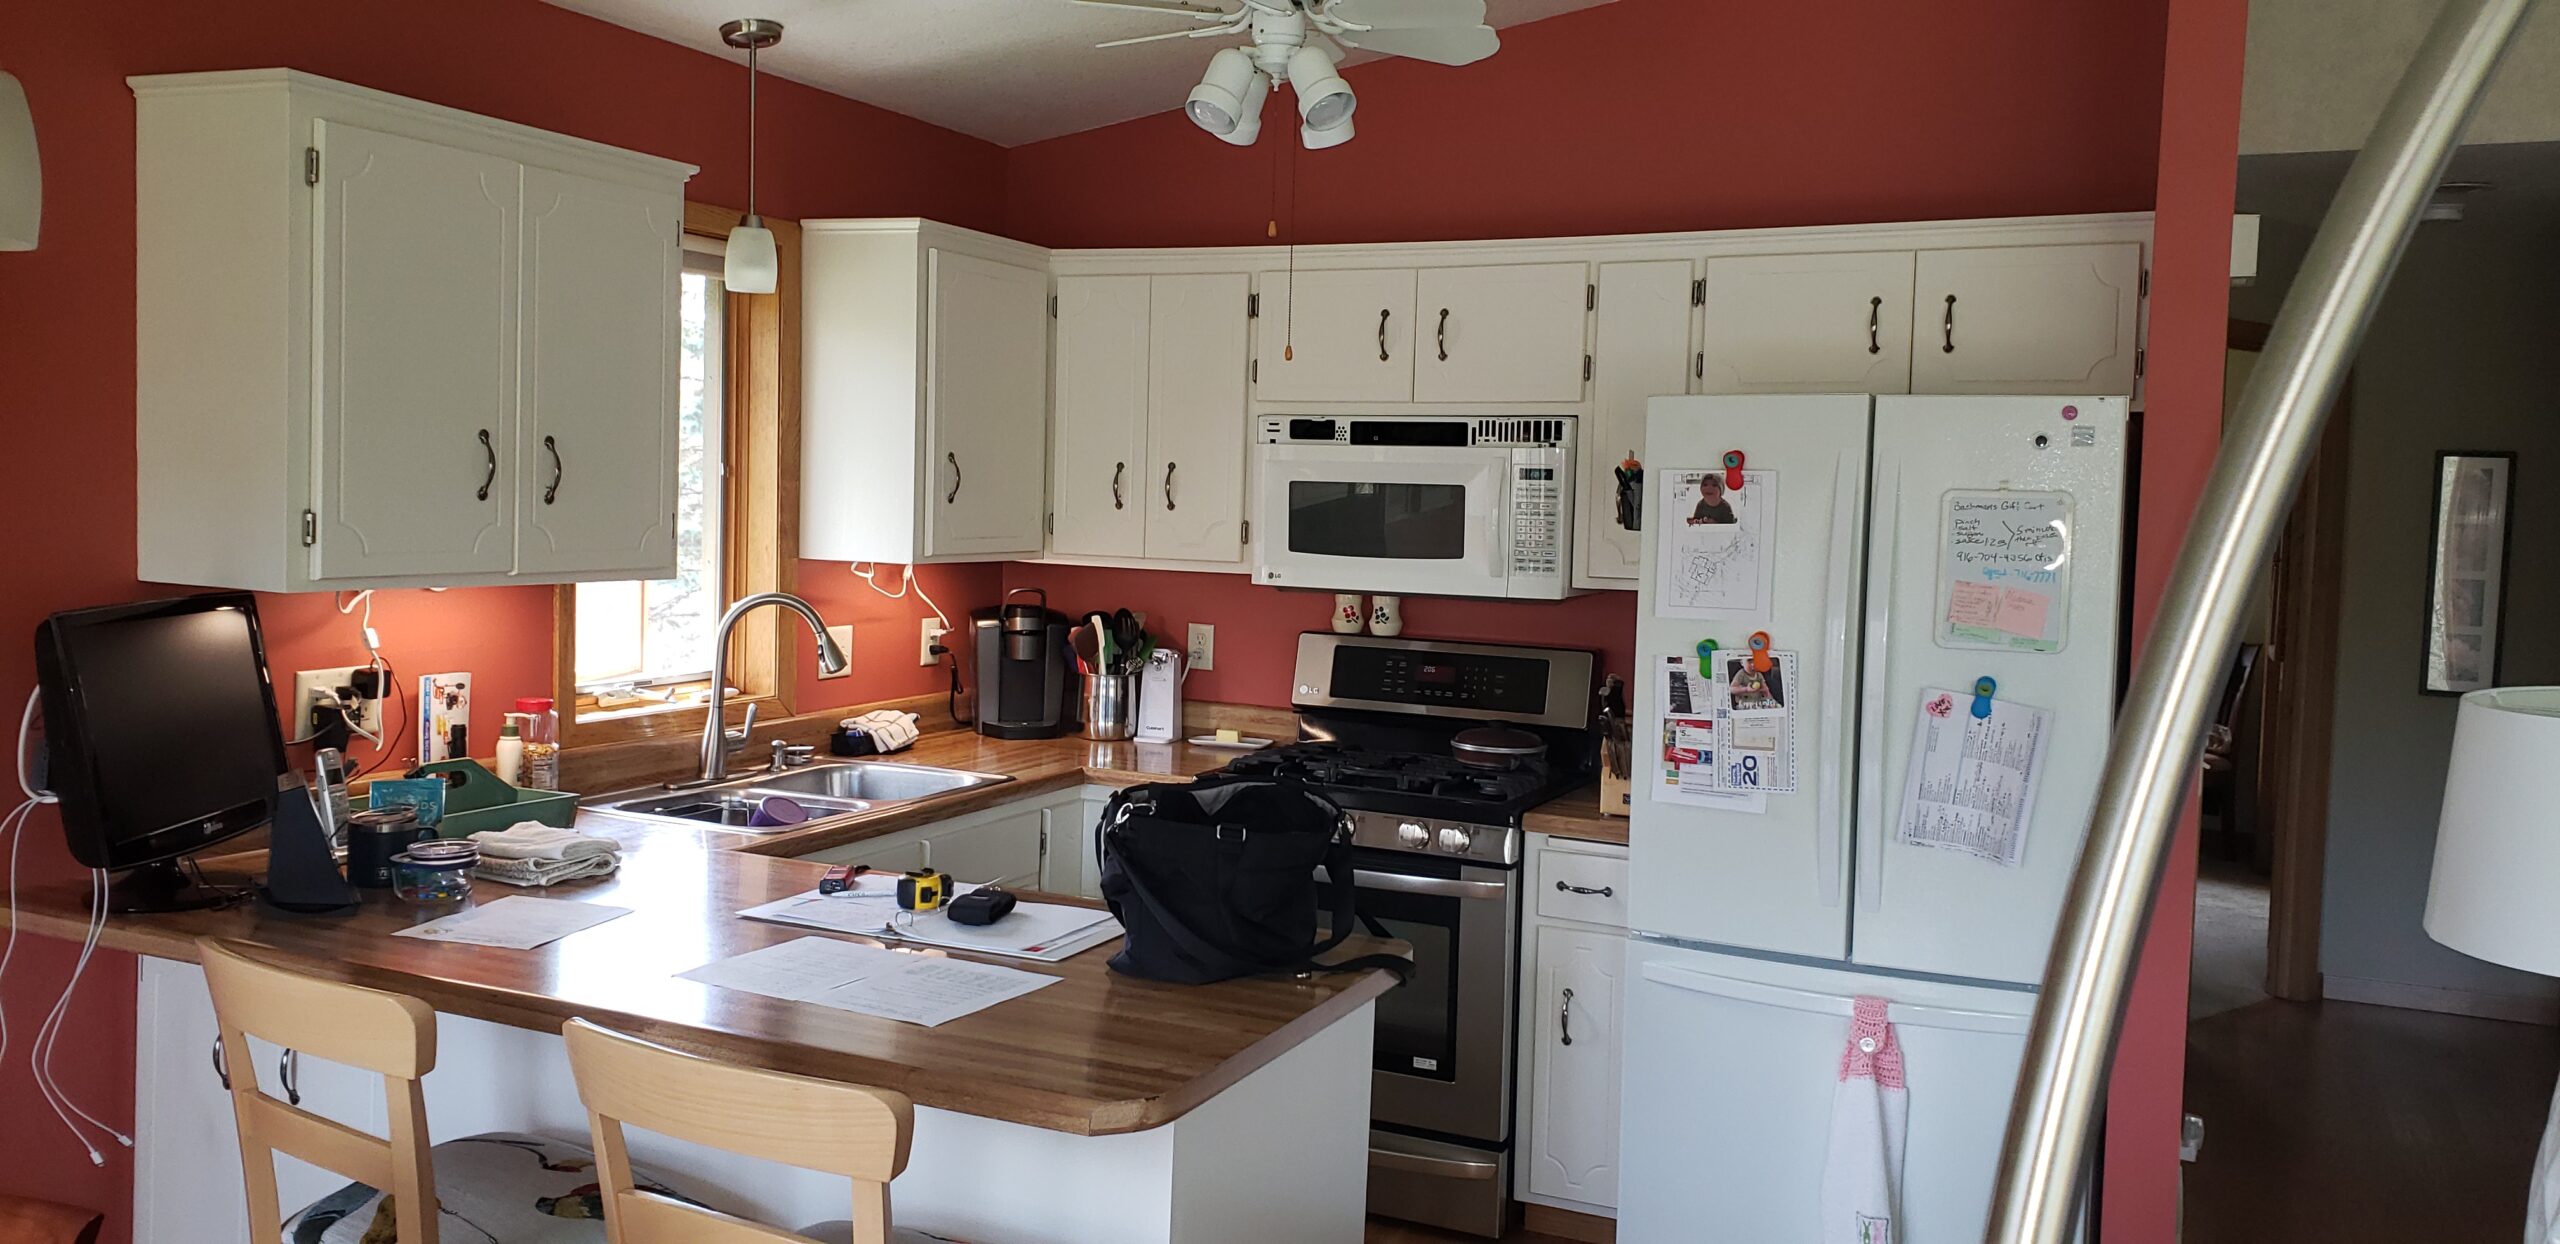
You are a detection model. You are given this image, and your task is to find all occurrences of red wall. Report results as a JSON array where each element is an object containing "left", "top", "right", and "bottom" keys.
[
  {"left": 0, "top": 4, "right": 1007, "bottom": 1234},
  {"left": 1003, "top": 0, "right": 2171, "bottom": 712}
]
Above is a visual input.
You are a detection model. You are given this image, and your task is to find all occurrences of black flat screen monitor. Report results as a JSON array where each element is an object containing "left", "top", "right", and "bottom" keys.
[{"left": 34, "top": 593, "right": 286, "bottom": 880}]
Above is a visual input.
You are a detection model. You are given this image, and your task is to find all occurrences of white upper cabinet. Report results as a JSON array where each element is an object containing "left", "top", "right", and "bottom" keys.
[
  {"left": 800, "top": 221, "right": 1052, "bottom": 564},
  {"left": 1048, "top": 276, "right": 1152, "bottom": 558},
  {"left": 132, "top": 70, "right": 694, "bottom": 593},
  {"left": 1143, "top": 273, "right": 1252, "bottom": 561},
  {"left": 1910, "top": 243, "right": 2144, "bottom": 395},
  {"left": 1698, "top": 251, "right": 1915, "bottom": 395},
  {"left": 1252, "top": 267, "right": 1417, "bottom": 402},
  {"left": 1047, "top": 272, "right": 1251, "bottom": 565},
  {"left": 925, "top": 250, "right": 1052, "bottom": 558},
  {"left": 1581, "top": 259, "right": 1695, "bottom": 586},
  {"left": 516, "top": 167, "right": 682, "bottom": 579},
  {"left": 1413, "top": 262, "right": 1591, "bottom": 403}
]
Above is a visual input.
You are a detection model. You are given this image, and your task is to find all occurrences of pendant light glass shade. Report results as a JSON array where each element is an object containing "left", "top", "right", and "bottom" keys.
[
  {"left": 1, "top": 71, "right": 39, "bottom": 251},
  {"left": 724, "top": 216, "right": 778, "bottom": 294}
]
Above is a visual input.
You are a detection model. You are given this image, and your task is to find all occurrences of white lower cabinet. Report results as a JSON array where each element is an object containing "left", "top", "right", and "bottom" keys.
[
  {"left": 1516, "top": 835, "right": 1628, "bottom": 1219},
  {"left": 796, "top": 787, "right": 1085, "bottom": 893},
  {"left": 1040, "top": 785, "right": 1115, "bottom": 900}
]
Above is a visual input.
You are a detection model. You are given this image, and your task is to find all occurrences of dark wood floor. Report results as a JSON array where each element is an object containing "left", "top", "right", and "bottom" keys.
[
  {"left": 2183, "top": 996, "right": 2560, "bottom": 1242},
  {"left": 1364, "top": 1218, "right": 1570, "bottom": 1243}
]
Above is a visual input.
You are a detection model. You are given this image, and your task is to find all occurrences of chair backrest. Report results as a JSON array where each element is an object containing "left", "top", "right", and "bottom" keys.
[
  {"left": 561, "top": 1018, "right": 915, "bottom": 1244},
  {"left": 196, "top": 938, "right": 441, "bottom": 1244}
]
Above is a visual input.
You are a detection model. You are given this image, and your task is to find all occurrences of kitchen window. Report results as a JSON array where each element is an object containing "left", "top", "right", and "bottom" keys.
[{"left": 554, "top": 206, "right": 804, "bottom": 746}]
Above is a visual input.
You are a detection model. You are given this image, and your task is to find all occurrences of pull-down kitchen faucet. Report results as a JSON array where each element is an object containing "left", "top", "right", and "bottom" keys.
[{"left": 685, "top": 592, "right": 848, "bottom": 786}]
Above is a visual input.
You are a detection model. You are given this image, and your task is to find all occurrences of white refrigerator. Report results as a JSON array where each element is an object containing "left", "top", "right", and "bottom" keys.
[{"left": 1616, "top": 394, "right": 2124, "bottom": 1242}]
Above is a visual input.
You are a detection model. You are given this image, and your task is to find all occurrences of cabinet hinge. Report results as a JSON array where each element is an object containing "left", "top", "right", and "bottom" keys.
[
  {"left": 1048, "top": 294, "right": 1058, "bottom": 318},
  {"left": 1691, "top": 278, "right": 1705, "bottom": 307},
  {"left": 1695, "top": 351, "right": 1705, "bottom": 380},
  {"left": 1583, "top": 353, "right": 1594, "bottom": 382},
  {"left": 1240, "top": 519, "right": 1251, "bottom": 545},
  {"left": 1248, "top": 292, "right": 1260, "bottom": 318},
  {"left": 301, "top": 509, "right": 317, "bottom": 547},
  {"left": 2135, "top": 347, "right": 2146, "bottom": 378},
  {"left": 1586, "top": 283, "right": 1597, "bottom": 311},
  {"left": 1045, "top": 511, "right": 1055, "bottom": 535},
  {"left": 303, "top": 147, "right": 319, "bottom": 186},
  {"left": 2139, "top": 267, "right": 2151, "bottom": 298}
]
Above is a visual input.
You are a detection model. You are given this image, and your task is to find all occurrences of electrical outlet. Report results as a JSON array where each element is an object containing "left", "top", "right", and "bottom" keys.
[
  {"left": 920, "top": 618, "right": 950, "bottom": 666},
  {"left": 293, "top": 666, "right": 383, "bottom": 741},
  {"left": 1187, "top": 623, "right": 1215, "bottom": 672},
  {"left": 819, "top": 625, "right": 855, "bottom": 680}
]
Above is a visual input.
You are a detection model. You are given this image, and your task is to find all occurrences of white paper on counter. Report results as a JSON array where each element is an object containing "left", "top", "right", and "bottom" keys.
[
  {"left": 676, "top": 935, "right": 909, "bottom": 1002},
  {"left": 740, "top": 888, "right": 1123, "bottom": 963},
  {"left": 1892, "top": 688, "right": 2051, "bottom": 868},
  {"left": 678, "top": 935, "right": 1060, "bottom": 1027},
  {"left": 391, "top": 896, "right": 630, "bottom": 949},
  {"left": 1655, "top": 469, "right": 1775, "bottom": 617}
]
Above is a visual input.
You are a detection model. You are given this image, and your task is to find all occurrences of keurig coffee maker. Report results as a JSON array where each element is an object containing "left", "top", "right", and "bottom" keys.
[{"left": 973, "top": 588, "right": 1073, "bottom": 739}]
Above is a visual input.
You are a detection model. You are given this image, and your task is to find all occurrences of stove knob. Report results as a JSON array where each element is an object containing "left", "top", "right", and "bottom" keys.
[
  {"left": 1396, "top": 821, "right": 1432, "bottom": 849},
  {"left": 1436, "top": 826, "right": 1475, "bottom": 855}
]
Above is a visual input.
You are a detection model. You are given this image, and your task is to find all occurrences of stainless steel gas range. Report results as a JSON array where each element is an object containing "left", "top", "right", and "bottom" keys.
[{"left": 1217, "top": 633, "right": 1596, "bottom": 1238}]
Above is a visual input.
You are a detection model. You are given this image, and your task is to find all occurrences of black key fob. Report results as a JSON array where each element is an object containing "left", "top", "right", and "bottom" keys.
[{"left": 946, "top": 886, "right": 1018, "bottom": 927}]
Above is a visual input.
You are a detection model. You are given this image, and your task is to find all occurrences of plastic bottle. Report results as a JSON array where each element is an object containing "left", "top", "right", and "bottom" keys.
[
  {"left": 514, "top": 697, "right": 562, "bottom": 791},
  {"left": 494, "top": 716, "right": 525, "bottom": 787}
]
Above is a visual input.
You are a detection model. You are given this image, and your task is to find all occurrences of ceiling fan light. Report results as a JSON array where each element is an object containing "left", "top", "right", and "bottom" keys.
[
  {"left": 1301, "top": 115, "right": 1355, "bottom": 150},
  {"left": 1287, "top": 44, "right": 1356, "bottom": 132},
  {"left": 1216, "top": 74, "right": 1270, "bottom": 146},
  {"left": 724, "top": 217, "right": 779, "bottom": 294},
  {"left": 1187, "top": 47, "right": 1258, "bottom": 137}
]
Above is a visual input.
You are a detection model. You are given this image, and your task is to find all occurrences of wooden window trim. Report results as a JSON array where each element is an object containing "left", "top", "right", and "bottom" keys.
[{"left": 551, "top": 204, "right": 802, "bottom": 748}]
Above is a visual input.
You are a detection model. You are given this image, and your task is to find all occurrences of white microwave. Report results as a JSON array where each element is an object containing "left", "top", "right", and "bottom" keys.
[{"left": 1253, "top": 415, "right": 1576, "bottom": 600}]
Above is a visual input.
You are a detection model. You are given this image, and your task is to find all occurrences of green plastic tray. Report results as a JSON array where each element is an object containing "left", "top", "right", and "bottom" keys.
[{"left": 360, "top": 758, "right": 580, "bottom": 837}]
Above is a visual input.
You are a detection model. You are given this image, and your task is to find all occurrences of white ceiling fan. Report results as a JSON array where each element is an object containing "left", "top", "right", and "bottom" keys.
[{"left": 1069, "top": 0, "right": 1498, "bottom": 148}]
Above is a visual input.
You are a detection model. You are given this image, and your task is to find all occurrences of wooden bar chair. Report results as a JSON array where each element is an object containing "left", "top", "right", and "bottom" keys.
[
  {"left": 560, "top": 1018, "right": 957, "bottom": 1244},
  {"left": 198, "top": 938, "right": 710, "bottom": 1243}
]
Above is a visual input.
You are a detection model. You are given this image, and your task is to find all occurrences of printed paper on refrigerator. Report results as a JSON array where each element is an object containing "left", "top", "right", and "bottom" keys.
[{"left": 1892, "top": 687, "right": 2050, "bottom": 868}]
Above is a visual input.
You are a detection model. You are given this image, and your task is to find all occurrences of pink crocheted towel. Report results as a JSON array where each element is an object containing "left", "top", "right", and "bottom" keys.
[{"left": 1838, "top": 995, "right": 1907, "bottom": 1090}]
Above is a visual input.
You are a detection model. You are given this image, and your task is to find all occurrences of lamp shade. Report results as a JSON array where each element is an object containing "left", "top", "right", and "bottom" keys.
[
  {"left": 723, "top": 220, "right": 777, "bottom": 295},
  {"left": 1, "top": 71, "right": 38, "bottom": 251},
  {"left": 2424, "top": 687, "right": 2560, "bottom": 975}
]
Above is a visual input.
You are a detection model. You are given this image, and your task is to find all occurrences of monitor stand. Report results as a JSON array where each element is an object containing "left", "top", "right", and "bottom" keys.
[{"left": 107, "top": 860, "right": 250, "bottom": 914}]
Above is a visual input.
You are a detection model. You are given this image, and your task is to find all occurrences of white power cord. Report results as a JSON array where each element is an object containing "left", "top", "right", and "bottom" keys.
[
  {"left": 851, "top": 562, "right": 952, "bottom": 632},
  {"left": 331, "top": 591, "right": 390, "bottom": 751},
  {"left": 6, "top": 687, "right": 129, "bottom": 1165}
]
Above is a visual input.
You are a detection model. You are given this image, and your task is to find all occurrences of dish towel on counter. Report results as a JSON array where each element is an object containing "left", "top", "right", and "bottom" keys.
[
  {"left": 469, "top": 821, "right": 621, "bottom": 888},
  {"left": 1821, "top": 995, "right": 1909, "bottom": 1244},
  {"left": 842, "top": 709, "right": 922, "bottom": 754}
]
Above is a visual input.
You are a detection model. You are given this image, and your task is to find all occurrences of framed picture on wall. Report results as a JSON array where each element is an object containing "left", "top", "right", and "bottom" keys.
[{"left": 2421, "top": 451, "right": 2515, "bottom": 695}]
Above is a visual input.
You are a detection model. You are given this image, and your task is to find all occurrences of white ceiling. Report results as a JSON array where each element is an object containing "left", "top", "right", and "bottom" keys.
[{"left": 540, "top": 0, "right": 1622, "bottom": 147}]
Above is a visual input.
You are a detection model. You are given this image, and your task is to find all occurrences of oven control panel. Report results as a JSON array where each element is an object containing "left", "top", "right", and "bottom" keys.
[{"left": 1349, "top": 810, "right": 1520, "bottom": 866}]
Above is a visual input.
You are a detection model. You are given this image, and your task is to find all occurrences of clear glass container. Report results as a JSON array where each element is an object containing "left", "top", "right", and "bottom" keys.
[{"left": 390, "top": 840, "right": 479, "bottom": 906}]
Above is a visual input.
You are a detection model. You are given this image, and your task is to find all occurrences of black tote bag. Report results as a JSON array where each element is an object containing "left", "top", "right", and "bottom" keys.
[{"left": 1097, "top": 775, "right": 1404, "bottom": 985}]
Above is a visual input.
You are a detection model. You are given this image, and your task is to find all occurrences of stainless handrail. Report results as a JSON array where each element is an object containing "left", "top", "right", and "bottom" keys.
[{"left": 1985, "top": 1, "right": 2537, "bottom": 1238}]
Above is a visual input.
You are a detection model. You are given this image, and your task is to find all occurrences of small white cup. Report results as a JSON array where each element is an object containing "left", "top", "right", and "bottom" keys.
[
  {"left": 1369, "top": 595, "right": 1404, "bottom": 637},
  {"left": 1332, "top": 593, "right": 1366, "bottom": 634}
]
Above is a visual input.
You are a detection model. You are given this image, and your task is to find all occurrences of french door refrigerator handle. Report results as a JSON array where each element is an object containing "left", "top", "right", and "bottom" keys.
[
  {"left": 1817, "top": 448, "right": 1859, "bottom": 909},
  {"left": 1855, "top": 464, "right": 1900, "bottom": 915}
]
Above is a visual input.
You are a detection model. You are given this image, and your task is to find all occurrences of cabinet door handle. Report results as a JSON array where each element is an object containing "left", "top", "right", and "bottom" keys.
[
  {"left": 542, "top": 435, "right": 563, "bottom": 505},
  {"left": 476, "top": 428, "right": 496, "bottom": 501},
  {"left": 1378, "top": 308, "right": 1391, "bottom": 362},
  {"left": 210, "top": 1036, "right": 230, "bottom": 1091},
  {"left": 1112, "top": 462, "right": 1126, "bottom": 511},
  {"left": 945, "top": 452, "right": 962, "bottom": 504},
  {"left": 1163, "top": 462, "right": 1177, "bottom": 511},
  {"left": 1942, "top": 294, "right": 1958, "bottom": 354},
  {"left": 1436, "top": 308, "right": 1450, "bottom": 362},
  {"left": 1868, "top": 296, "right": 1883, "bottom": 355},
  {"left": 1555, "top": 879, "right": 1615, "bottom": 898},
  {"left": 1560, "top": 986, "right": 1576, "bottom": 1047},
  {"left": 278, "top": 1048, "right": 301, "bottom": 1107}
]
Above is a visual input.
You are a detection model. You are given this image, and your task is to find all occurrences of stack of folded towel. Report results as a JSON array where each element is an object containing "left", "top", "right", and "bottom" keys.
[
  {"left": 841, "top": 709, "right": 922, "bottom": 754},
  {"left": 468, "top": 822, "right": 622, "bottom": 887}
]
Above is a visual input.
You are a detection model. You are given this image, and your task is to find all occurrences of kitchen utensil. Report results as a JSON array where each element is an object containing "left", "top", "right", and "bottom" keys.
[
  {"left": 1332, "top": 594, "right": 1365, "bottom": 634},
  {"left": 1369, "top": 595, "right": 1404, "bottom": 636},
  {"left": 1071, "top": 624, "right": 1102, "bottom": 674},
  {"left": 1080, "top": 671, "right": 1140, "bottom": 741},
  {"left": 1451, "top": 724, "right": 1547, "bottom": 769},
  {"left": 1135, "top": 646, "right": 1185, "bottom": 744}
]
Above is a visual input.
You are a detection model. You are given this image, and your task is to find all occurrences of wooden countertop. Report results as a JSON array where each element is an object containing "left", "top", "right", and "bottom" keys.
[{"left": 1522, "top": 783, "right": 1630, "bottom": 847}]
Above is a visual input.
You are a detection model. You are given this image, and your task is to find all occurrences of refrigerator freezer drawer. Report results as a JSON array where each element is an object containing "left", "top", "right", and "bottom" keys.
[{"left": 1616, "top": 939, "right": 2035, "bottom": 1244}]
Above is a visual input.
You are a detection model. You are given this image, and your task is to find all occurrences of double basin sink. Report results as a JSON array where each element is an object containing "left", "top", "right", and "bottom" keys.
[{"left": 592, "top": 759, "right": 1015, "bottom": 835}]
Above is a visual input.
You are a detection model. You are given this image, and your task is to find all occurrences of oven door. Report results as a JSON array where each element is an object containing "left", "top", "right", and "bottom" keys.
[
  {"left": 1256, "top": 446, "right": 1509, "bottom": 598},
  {"left": 1326, "top": 849, "right": 1519, "bottom": 1143}
]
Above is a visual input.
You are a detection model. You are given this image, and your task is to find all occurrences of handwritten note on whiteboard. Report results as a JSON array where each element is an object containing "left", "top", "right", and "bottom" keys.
[
  {"left": 1893, "top": 688, "right": 2051, "bottom": 869},
  {"left": 1940, "top": 491, "right": 2072, "bottom": 653}
]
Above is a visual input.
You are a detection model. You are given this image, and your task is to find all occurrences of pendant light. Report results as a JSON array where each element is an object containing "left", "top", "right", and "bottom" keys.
[
  {"left": 1, "top": 71, "right": 39, "bottom": 251},
  {"left": 719, "top": 19, "right": 783, "bottom": 294}
]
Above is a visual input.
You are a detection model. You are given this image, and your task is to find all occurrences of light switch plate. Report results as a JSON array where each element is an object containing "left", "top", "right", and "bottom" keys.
[
  {"left": 1187, "top": 623, "right": 1215, "bottom": 672},
  {"left": 820, "top": 625, "right": 854, "bottom": 680}
]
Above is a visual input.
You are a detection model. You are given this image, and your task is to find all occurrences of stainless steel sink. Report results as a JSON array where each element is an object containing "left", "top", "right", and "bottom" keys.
[{"left": 589, "top": 760, "right": 1013, "bottom": 835}]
